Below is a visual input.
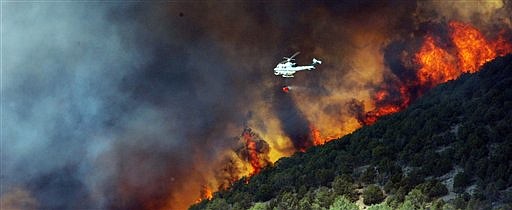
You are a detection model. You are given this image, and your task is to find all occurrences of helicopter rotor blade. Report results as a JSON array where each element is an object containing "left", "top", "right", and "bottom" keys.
[{"left": 289, "top": 51, "right": 300, "bottom": 59}]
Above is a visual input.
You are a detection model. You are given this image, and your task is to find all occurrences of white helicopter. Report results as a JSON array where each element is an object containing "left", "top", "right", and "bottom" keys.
[{"left": 274, "top": 52, "right": 322, "bottom": 78}]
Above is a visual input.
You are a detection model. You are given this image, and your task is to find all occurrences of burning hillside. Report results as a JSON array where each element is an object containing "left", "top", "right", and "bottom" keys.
[
  {"left": 359, "top": 20, "right": 512, "bottom": 126},
  {"left": 3, "top": 1, "right": 512, "bottom": 210},
  {"left": 194, "top": 17, "right": 512, "bottom": 208}
]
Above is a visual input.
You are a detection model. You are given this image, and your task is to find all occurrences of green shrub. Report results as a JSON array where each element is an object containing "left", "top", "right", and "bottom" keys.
[{"left": 363, "top": 185, "right": 385, "bottom": 205}]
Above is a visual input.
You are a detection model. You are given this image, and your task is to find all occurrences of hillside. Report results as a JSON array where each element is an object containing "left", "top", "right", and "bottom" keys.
[{"left": 191, "top": 54, "right": 512, "bottom": 210}]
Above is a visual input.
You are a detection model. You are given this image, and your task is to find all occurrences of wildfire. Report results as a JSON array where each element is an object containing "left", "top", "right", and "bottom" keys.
[
  {"left": 310, "top": 125, "right": 324, "bottom": 146},
  {"left": 193, "top": 20, "right": 512, "bottom": 207},
  {"left": 362, "top": 20, "right": 512, "bottom": 125},
  {"left": 375, "top": 90, "right": 389, "bottom": 101},
  {"left": 416, "top": 35, "right": 459, "bottom": 88},
  {"left": 309, "top": 124, "right": 343, "bottom": 146},
  {"left": 243, "top": 131, "right": 262, "bottom": 176},
  {"left": 195, "top": 185, "right": 213, "bottom": 203},
  {"left": 364, "top": 105, "right": 402, "bottom": 125},
  {"left": 417, "top": 21, "right": 512, "bottom": 88},
  {"left": 450, "top": 21, "right": 502, "bottom": 73}
]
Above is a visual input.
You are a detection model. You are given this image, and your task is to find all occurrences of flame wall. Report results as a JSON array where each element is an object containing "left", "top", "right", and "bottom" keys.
[{"left": 2, "top": 1, "right": 511, "bottom": 210}]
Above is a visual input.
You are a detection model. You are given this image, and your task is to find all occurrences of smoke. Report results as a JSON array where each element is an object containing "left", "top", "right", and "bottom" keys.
[
  {"left": 272, "top": 88, "right": 314, "bottom": 150},
  {"left": 2, "top": 1, "right": 511, "bottom": 210},
  {"left": 417, "top": 0, "right": 505, "bottom": 24},
  {"left": 2, "top": 3, "right": 141, "bottom": 209},
  {"left": 346, "top": 99, "right": 367, "bottom": 126},
  {"left": 0, "top": 187, "right": 38, "bottom": 210},
  {"left": 214, "top": 157, "right": 243, "bottom": 190}
]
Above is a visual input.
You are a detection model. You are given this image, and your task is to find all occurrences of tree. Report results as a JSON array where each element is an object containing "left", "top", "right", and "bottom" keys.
[
  {"left": 205, "top": 198, "right": 230, "bottom": 210},
  {"left": 298, "top": 195, "right": 313, "bottom": 210},
  {"left": 363, "top": 185, "right": 385, "bottom": 205},
  {"left": 255, "top": 184, "right": 274, "bottom": 201},
  {"left": 466, "top": 197, "right": 491, "bottom": 210},
  {"left": 398, "top": 199, "right": 417, "bottom": 210},
  {"left": 249, "top": 202, "right": 268, "bottom": 210},
  {"left": 274, "top": 191, "right": 299, "bottom": 210},
  {"left": 441, "top": 203, "right": 457, "bottom": 210},
  {"left": 332, "top": 175, "right": 358, "bottom": 202},
  {"left": 361, "top": 167, "right": 377, "bottom": 184},
  {"left": 453, "top": 172, "right": 470, "bottom": 193},
  {"left": 484, "top": 183, "right": 499, "bottom": 201},
  {"left": 451, "top": 194, "right": 468, "bottom": 210},
  {"left": 228, "top": 191, "right": 253, "bottom": 209},
  {"left": 314, "top": 187, "right": 337, "bottom": 208},
  {"left": 329, "top": 196, "right": 358, "bottom": 210},
  {"left": 403, "top": 189, "right": 428, "bottom": 209},
  {"left": 367, "top": 203, "right": 393, "bottom": 210},
  {"left": 431, "top": 199, "right": 445, "bottom": 210},
  {"left": 315, "top": 169, "right": 335, "bottom": 186},
  {"left": 416, "top": 180, "right": 448, "bottom": 199}
]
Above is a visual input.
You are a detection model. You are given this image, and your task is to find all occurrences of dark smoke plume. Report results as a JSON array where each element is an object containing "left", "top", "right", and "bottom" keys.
[
  {"left": 3, "top": 1, "right": 512, "bottom": 210},
  {"left": 346, "top": 99, "right": 367, "bottom": 126},
  {"left": 272, "top": 87, "right": 314, "bottom": 150}
]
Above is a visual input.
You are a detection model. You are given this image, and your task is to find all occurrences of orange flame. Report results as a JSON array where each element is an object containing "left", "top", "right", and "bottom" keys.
[
  {"left": 416, "top": 35, "right": 459, "bottom": 88},
  {"left": 375, "top": 90, "right": 389, "bottom": 101},
  {"left": 451, "top": 21, "right": 500, "bottom": 73},
  {"left": 416, "top": 21, "right": 512, "bottom": 89},
  {"left": 363, "top": 21, "right": 512, "bottom": 125},
  {"left": 310, "top": 125, "right": 324, "bottom": 146},
  {"left": 195, "top": 185, "right": 213, "bottom": 203},
  {"left": 309, "top": 125, "right": 341, "bottom": 146},
  {"left": 243, "top": 131, "right": 262, "bottom": 176},
  {"left": 364, "top": 105, "right": 402, "bottom": 125}
]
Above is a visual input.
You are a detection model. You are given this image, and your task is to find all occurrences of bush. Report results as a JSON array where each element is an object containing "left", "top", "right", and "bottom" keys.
[
  {"left": 361, "top": 167, "right": 377, "bottom": 184},
  {"left": 416, "top": 180, "right": 448, "bottom": 199},
  {"left": 401, "top": 189, "right": 428, "bottom": 209},
  {"left": 363, "top": 185, "right": 385, "bottom": 205},
  {"left": 315, "top": 187, "right": 337, "bottom": 208},
  {"left": 255, "top": 184, "right": 274, "bottom": 201},
  {"left": 273, "top": 191, "right": 299, "bottom": 210},
  {"left": 332, "top": 175, "right": 358, "bottom": 202},
  {"left": 329, "top": 196, "right": 358, "bottom": 210},
  {"left": 249, "top": 202, "right": 268, "bottom": 210},
  {"left": 205, "top": 198, "right": 230, "bottom": 210},
  {"left": 367, "top": 203, "right": 393, "bottom": 210},
  {"left": 453, "top": 172, "right": 470, "bottom": 193}
]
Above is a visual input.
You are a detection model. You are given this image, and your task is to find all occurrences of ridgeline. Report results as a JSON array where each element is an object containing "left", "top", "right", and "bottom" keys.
[{"left": 192, "top": 54, "right": 512, "bottom": 210}]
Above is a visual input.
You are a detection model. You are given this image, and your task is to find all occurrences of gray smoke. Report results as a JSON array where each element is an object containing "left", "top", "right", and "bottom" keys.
[
  {"left": 3, "top": 2, "right": 511, "bottom": 210},
  {"left": 2, "top": 3, "right": 140, "bottom": 209},
  {"left": 1, "top": 3, "right": 283, "bottom": 209}
]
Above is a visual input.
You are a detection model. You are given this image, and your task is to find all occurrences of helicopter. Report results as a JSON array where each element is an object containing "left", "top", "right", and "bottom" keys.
[{"left": 273, "top": 52, "right": 322, "bottom": 78}]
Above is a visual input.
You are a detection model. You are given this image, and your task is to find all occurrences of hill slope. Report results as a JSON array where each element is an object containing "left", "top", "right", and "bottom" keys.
[{"left": 192, "top": 54, "right": 512, "bottom": 210}]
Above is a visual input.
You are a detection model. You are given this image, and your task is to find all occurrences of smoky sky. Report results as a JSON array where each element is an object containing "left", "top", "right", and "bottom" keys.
[
  {"left": 3, "top": 1, "right": 511, "bottom": 210},
  {"left": 1, "top": 2, "right": 334, "bottom": 209}
]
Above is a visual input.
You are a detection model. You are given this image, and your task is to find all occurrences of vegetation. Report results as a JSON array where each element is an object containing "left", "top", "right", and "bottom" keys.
[
  {"left": 329, "top": 196, "right": 358, "bottom": 210},
  {"left": 362, "top": 185, "right": 385, "bottom": 205},
  {"left": 191, "top": 54, "right": 512, "bottom": 209}
]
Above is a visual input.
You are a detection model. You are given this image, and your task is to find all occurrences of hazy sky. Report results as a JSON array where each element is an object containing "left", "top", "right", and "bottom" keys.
[{"left": 2, "top": 1, "right": 510, "bottom": 210}]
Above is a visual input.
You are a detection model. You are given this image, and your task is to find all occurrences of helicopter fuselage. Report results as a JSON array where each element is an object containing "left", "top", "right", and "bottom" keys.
[{"left": 273, "top": 59, "right": 320, "bottom": 78}]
